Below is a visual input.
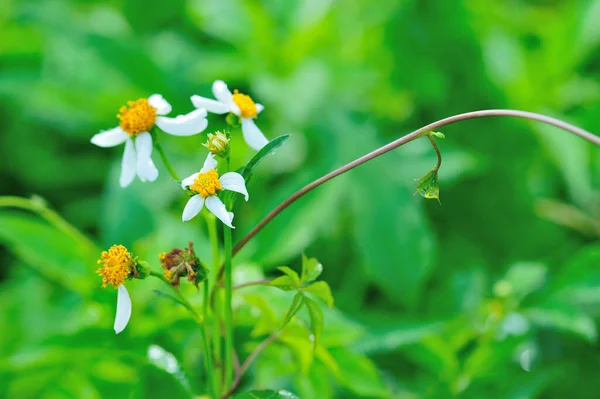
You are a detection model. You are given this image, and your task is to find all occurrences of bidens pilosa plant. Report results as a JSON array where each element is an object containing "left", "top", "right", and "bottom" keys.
[{"left": 88, "top": 84, "right": 600, "bottom": 399}]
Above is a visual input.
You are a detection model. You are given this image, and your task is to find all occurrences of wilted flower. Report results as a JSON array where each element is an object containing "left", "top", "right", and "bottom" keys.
[
  {"left": 203, "top": 131, "right": 230, "bottom": 158},
  {"left": 96, "top": 245, "right": 148, "bottom": 334},
  {"left": 180, "top": 153, "right": 248, "bottom": 227},
  {"left": 159, "top": 242, "right": 207, "bottom": 287},
  {"left": 91, "top": 94, "right": 208, "bottom": 187},
  {"left": 191, "top": 81, "right": 268, "bottom": 151}
]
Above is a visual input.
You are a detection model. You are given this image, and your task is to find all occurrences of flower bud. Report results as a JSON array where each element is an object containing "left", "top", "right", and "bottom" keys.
[
  {"left": 133, "top": 260, "right": 151, "bottom": 280},
  {"left": 203, "top": 131, "right": 230, "bottom": 158},
  {"left": 159, "top": 242, "right": 208, "bottom": 288}
]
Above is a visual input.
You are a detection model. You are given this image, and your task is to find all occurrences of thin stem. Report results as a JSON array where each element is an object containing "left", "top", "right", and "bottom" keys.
[
  {"left": 232, "top": 109, "right": 600, "bottom": 256},
  {"left": 206, "top": 213, "right": 223, "bottom": 394},
  {"left": 203, "top": 279, "right": 217, "bottom": 399},
  {"left": 0, "top": 196, "right": 97, "bottom": 252},
  {"left": 427, "top": 134, "right": 442, "bottom": 171},
  {"left": 155, "top": 142, "right": 181, "bottom": 181},
  {"left": 223, "top": 225, "right": 234, "bottom": 391},
  {"left": 221, "top": 333, "right": 279, "bottom": 399},
  {"left": 232, "top": 279, "right": 271, "bottom": 290}
]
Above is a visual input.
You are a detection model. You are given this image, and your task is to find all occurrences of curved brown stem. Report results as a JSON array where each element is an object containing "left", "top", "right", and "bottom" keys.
[{"left": 232, "top": 109, "right": 600, "bottom": 256}]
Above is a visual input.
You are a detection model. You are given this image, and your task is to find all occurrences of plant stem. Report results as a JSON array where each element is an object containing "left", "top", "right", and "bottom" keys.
[
  {"left": 427, "top": 134, "right": 442, "bottom": 171},
  {"left": 223, "top": 225, "right": 234, "bottom": 391},
  {"left": 203, "top": 279, "right": 217, "bottom": 399},
  {"left": 221, "top": 332, "right": 279, "bottom": 398},
  {"left": 155, "top": 142, "right": 181, "bottom": 181},
  {"left": 205, "top": 213, "right": 223, "bottom": 394},
  {"left": 232, "top": 109, "right": 600, "bottom": 256},
  {"left": 232, "top": 279, "right": 272, "bottom": 290}
]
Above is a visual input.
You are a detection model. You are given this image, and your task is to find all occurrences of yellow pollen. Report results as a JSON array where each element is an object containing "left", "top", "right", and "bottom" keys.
[
  {"left": 96, "top": 244, "right": 134, "bottom": 288},
  {"left": 117, "top": 98, "right": 157, "bottom": 136},
  {"left": 232, "top": 89, "right": 257, "bottom": 118},
  {"left": 190, "top": 169, "right": 222, "bottom": 198},
  {"left": 164, "top": 268, "right": 174, "bottom": 282}
]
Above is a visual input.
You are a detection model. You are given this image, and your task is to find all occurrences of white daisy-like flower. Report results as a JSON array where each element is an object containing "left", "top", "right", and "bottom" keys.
[
  {"left": 91, "top": 94, "right": 208, "bottom": 187},
  {"left": 180, "top": 153, "right": 249, "bottom": 227},
  {"left": 191, "top": 80, "right": 269, "bottom": 151}
]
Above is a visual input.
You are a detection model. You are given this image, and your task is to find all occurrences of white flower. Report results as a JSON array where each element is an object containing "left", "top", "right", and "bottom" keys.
[
  {"left": 191, "top": 80, "right": 269, "bottom": 151},
  {"left": 91, "top": 94, "right": 208, "bottom": 187},
  {"left": 180, "top": 153, "right": 249, "bottom": 227}
]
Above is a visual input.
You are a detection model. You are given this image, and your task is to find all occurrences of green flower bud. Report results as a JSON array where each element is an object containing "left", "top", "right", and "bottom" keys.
[
  {"left": 133, "top": 260, "right": 152, "bottom": 280},
  {"left": 203, "top": 131, "right": 230, "bottom": 158}
]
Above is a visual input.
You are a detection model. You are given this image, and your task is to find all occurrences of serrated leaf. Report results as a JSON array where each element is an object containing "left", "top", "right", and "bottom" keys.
[
  {"left": 233, "top": 389, "right": 299, "bottom": 399},
  {"left": 305, "top": 297, "right": 324, "bottom": 349},
  {"left": 270, "top": 276, "right": 298, "bottom": 292},
  {"left": 302, "top": 281, "right": 334, "bottom": 307},
  {"left": 282, "top": 292, "right": 305, "bottom": 328},
  {"left": 241, "top": 135, "right": 290, "bottom": 183},
  {"left": 300, "top": 254, "right": 323, "bottom": 284}
]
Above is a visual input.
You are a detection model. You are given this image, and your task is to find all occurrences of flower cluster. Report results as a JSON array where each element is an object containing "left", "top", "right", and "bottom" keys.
[{"left": 93, "top": 80, "right": 265, "bottom": 333}]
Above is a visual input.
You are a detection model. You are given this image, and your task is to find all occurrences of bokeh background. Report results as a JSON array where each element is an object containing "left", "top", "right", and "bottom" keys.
[{"left": 2, "top": 0, "right": 600, "bottom": 398}]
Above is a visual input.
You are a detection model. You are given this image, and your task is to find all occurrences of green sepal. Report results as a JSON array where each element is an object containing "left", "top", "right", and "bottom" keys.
[
  {"left": 225, "top": 112, "right": 240, "bottom": 127},
  {"left": 134, "top": 260, "right": 151, "bottom": 279}
]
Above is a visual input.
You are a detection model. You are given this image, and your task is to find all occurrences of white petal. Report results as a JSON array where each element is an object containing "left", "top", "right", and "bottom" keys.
[
  {"left": 156, "top": 109, "right": 208, "bottom": 136},
  {"left": 212, "top": 80, "right": 240, "bottom": 116},
  {"left": 181, "top": 172, "right": 199, "bottom": 189},
  {"left": 120, "top": 139, "right": 137, "bottom": 188},
  {"left": 205, "top": 195, "right": 234, "bottom": 228},
  {"left": 219, "top": 172, "right": 249, "bottom": 201},
  {"left": 91, "top": 126, "right": 129, "bottom": 148},
  {"left": 135, "top": 132, "right": 158, "bottom": 182},
  {"left": 241, "top": 118, "right": 269, "bottom": 151},
  {"left": 200, "top": 153, "right": 218, "bottom": 173},
  {"left": 191, "top": 95, "right": 230, "bottom": 114},
  {"left": 114, "top": 285, "right": 132, "bottom": 334},
  {"left": 255, "top": 103, "right": 264, "bottom": 114},
  {"left": 148, "top": 94, "right": 172, "bottom": 115},
  {"left": 182, "top": 194, "right": 205, "bottom": 222}
]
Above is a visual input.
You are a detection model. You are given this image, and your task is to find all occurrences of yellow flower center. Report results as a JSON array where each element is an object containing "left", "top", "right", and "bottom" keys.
[
  {"left": 96, "top": 244, "right": 134, "bottom": 288},
  {"left": 191, "top": 169, "right": 222, "bottom": 198},
  {"left": 117, "top": 98, "right": 157, "bottom": 136},
  {"left": 232, "top": 89, "right": 257, "bottom": 118}
]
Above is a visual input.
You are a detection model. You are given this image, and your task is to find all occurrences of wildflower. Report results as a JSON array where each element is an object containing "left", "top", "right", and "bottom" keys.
[
  {"left": 91, "top": 94, "right": 208, "bottom": 187},
  {"left": 180, "top": 153, "right": 248, "bottom": 227},
  {"left": 159, "top": 242, "right": 207, "bottom": 287},
  {"left": 191, "top": 81, "right": 269, "bottom": 151},
  {"left": 96, "top": 244, "right": 146, "bottom": 334},
  {"left": 203, "top": 131, "right": 230, "bottom": 158}
]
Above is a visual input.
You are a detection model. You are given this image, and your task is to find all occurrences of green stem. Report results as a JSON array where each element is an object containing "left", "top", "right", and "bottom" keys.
[
  {"left": 155, "top": 142, "right": 181, "bottom": 181},
  {"left": 206, "top": 213, "right": 223, "bottom": 393},
  {"left": 203, "top": 279, "right": 217, "bottom": 399},
  {"left": 427, "top": 134, "right": 442, "bottom": 171},
  {"left": 150, "top": 271, "right": 213, "bottom": 396},
  {"left": 223, "top": 225, "right": 234, "bottom": 390}
]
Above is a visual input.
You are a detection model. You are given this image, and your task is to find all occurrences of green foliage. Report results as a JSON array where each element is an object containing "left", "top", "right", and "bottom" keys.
[
  {"left": 2, "top": 0, "right": 600, "bottom": 398},
  {"left": 233, "top": 390, "right": 299, "bottom": 399}
]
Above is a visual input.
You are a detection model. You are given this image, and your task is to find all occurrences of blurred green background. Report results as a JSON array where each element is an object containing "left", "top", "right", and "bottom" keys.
[{"left": 2, "top": 0, "right": 600, "bottom": 398}]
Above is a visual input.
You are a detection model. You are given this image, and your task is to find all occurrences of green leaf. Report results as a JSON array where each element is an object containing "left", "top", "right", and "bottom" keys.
[
  {"left": 233, "top": 389, "right": 299, "bottom": 399},
  {"left": 300, "top": 254, "right": 323, "bottom": 284},
  {"left": 244, "top": 294, "right": 278, "bottom": 337},
  {"left": 282, "top": 292, "right": 305, "bottom": 328},
  {"left": 430, "top": 131, "right": 445, "bottom": 139},
  {"left": 328, "top": 348, "right": 390, "bottom": 398},
  {"left": 524, "top": 306, "right": 597, "bottom": 342},
  {"left": 415, "top": 167, "right": 440, "bottom": 202},
  {"left": 269, "top": 276, "right": 299, "bottom": 292},
  {"left": 305, "top": 297, "right": 324, "bottom": 349},
  {"left": 301, "top": 281, "right": 334, "bottom": 307},
  {"left": 241, "top": 135, "right": 290, "bottom": 183},
  {"left": 277, "top": 266, "right": 301, "bottom": 286}
]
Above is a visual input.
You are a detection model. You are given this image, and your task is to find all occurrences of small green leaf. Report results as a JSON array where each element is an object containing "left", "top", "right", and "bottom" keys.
[
  {"left": 301, "top": 281, "right": 334, "bottom": 307},
  {"left": 305, "top": 297, "right": 324, "bottom": 349},
  {"left": 241, "top": 135, "right": 290, "bottom": 183},
  {"left": 282, "top": 292, "right": 306, "bottom": 328},
  {"left": 277, "top": 266, "right": 301, "bottom": 286},
  {"left": 244, "top": 294, "right": 278, "bottom": 337},
  {"left": 269, "top": 275, "right": 298, "bottom": 291},
  {"left": 233, "top": 390, "right": 299, "bottom": 399},
  {"left": 415, "top": 167, "right": 440, "bottom": 203},
  {"left": 430, "top": 131, "right": 445, "bottom": 139},
  {"left": 300, "top": 254, "right": 323, "bottom": 284}
]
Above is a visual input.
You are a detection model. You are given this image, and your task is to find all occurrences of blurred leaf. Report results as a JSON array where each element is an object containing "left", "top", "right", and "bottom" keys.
[
  {"left": 305, "top": 297, "right": 324, "bottom": 349},
  {"left": 498, "top": 262, "right": 547, "bottom": 300},
  {"left": 270, "top": 276, "right": 299, "bottom": 292},
  {"left": 524, "top": 306, "right": 597, "bottom": 342},
  {"left": 244, "top": 294, "right": 278, "bottom": 337},
  {"left": 300, "top": 254, "right": 323, "bottom": 284},
  {"left": 234, "top": 390, "right": 299, "bottom": 399},
  {"left": 277, "top": 266, "right": 301, "bottom": 286},
  {"left": 282, "top": 292, "right": 305, "bottom": 328},
  {"left": 301, "top": 281, "right": 334, "bottom": 307},
  {"left": 328, "top": 348, "right": 389, "bottom": 398}
]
